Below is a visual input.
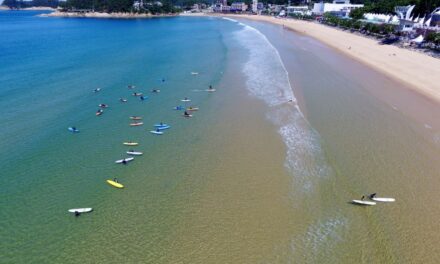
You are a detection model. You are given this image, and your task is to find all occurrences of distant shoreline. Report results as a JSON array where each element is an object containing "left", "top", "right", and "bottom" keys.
[
  {"left": 0, "top": 6, "right": 56, "bottom": 11},
  {"left": 40, "top": 11, "right": 177, "bottom": 19}
]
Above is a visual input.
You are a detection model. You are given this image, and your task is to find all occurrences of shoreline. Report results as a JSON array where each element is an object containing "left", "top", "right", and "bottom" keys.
[
  {"left": 40, "top": 11, "right": 177, "bottom": 19},
  {"left": 208, "top": 14, "right": 440, "bottom": 104},
  {"left": 0, "top": 6, "right": 56, "bottom": 11}
]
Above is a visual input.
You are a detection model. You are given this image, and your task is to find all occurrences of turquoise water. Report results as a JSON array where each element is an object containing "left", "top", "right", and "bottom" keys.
[{"left": 0, "top": 12, "right": 245, "bottom": 262}]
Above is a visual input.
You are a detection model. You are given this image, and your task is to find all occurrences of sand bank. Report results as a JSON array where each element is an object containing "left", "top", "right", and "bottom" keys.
[
  {"left": 225, "top": 14, "right": 440, "bottom": 104},
  {"left": 41, "top": 11, "right": 176, "bottom": 19}
]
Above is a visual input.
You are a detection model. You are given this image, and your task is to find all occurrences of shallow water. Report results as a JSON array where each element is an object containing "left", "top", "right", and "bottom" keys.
[
  {"left": 241, "top": 19, "right": 440, "bottom": 263},
  {"left": 1, "top": 11, "right": 440, "bottom": 263}
]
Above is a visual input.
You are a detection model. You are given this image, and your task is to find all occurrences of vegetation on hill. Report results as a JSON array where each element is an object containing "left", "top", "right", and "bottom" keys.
[
  {"left": 59, "top": 0, "right": 180, "bottom": 14},
  {"left": 3, "top": 0, "right": 60, "bottom": 8}
]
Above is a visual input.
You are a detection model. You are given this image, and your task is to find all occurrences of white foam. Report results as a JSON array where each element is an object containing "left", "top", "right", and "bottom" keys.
[
  {"left": 291, "top": 216, "right": 347, "bottom": 260},
  {"left": 221, "top": 17, "right": 238, "bottom": 23},
  {"left": 234, "top": 23, "right": 332, "bottom": 192}
]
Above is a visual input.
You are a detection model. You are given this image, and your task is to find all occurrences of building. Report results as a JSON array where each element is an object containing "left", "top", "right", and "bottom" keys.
[
  {"left": 312, "top": 0, "right": 363, "bottom": 17},
  {"left": 231, "top": 2, "right": 247, "bottom": 12},
  {"left": 268, "top": 4, "right": 285, "bottom": 14},
  {"left": 133, "top": 0, "right": 144, "bottom": 10},
  {"left": 286, "top": 6, "right": 309, "bottom": 16},
  {"left": 252, "top": 0, "right": 258, "bottom": 13}
]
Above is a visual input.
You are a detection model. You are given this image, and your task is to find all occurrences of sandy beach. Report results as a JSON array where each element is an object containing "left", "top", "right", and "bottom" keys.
[{"left": 221, "top": 14, "right": 440, "bottom": 104}]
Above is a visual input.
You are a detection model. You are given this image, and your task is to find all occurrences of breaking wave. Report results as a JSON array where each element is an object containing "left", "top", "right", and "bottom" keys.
[{"left": 230, "top": 20, "right": 332, "bottom": 192}]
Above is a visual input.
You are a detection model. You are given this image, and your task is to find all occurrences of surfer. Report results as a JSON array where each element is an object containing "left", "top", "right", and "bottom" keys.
[
  {"left": 361, "top": 195, "right": 365, "bottom": 200},
  {"left": 74, "top": 211, "right": 80, "bottom": 217},
  {"left": 369, "top": 193, "right": 377, "bottom": 199}
]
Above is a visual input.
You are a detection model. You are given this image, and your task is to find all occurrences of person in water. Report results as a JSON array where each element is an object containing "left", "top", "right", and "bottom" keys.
[
  {"left": 113, "top": 178, "right": 118, "bottom": 182},
  {"left": 122, "top": 159, "right": 127, "bottom": 165},
  {"left": 74, "top": 211, "right": 80, "bottom": 217},
  {"left": 361, "top": 195, "right": 365, "bottom": 200},
  {"left": 369, "top": 193, "right": 377, "bottom": 199},
  {"left": 184, "top": 111, "right": 190, "bottom": 116}
]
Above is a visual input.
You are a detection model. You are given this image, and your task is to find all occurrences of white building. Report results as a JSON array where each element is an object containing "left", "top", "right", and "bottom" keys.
[
  {"left": 313, "top": 0, "right": 363, "bottom": 17},
  {"left": 252, "top": 0, "right": 258, "bottom": 13},
  {"left": 286, "top": 6, "right": 309, "bottom": 15}
]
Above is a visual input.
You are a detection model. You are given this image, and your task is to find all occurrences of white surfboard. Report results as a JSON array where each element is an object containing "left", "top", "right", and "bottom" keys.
[
  {"left": 115, "top": 157, "right": 134, "bottom": 164},
  {"left": 126, "top": 151, "right": 143, "bottom": 156},
  {"left": 352, "top": 200, "right": 376, "bottom": 206},
  {"left": 68, "top": 208, "right": 93, "bottom": 213},
  {"left": 150, "top": 130, "right": 164, "bottom": 135},
  {"left": 372, "top": 197, "right": 395, "bottom": 202}
]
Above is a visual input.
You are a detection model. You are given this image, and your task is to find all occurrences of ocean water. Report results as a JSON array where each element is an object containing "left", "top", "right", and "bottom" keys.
[
  {"left": 0, "top": 11, "right": 238, "bottom": 263},
  {"left": 2, "top": 11, "right": 440, "bottom": 263}
]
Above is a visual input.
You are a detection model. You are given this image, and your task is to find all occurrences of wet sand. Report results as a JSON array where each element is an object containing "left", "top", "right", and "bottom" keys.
[{"left": 243, "top": 19, "right": 440, "bottom": 263}]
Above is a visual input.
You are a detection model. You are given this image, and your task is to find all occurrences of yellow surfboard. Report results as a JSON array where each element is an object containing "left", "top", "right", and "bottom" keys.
[{"left": 107, "top": 180, "right": 124, "bottom": 189}]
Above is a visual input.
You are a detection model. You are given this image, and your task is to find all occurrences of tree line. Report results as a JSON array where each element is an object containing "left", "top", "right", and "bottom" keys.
[{"left": 3, "top": 0, "right": 60, "bottom": 8}]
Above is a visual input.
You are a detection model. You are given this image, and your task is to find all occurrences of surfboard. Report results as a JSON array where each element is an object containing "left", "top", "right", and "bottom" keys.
[
  {"left": 123, "top": 142, "right": 138, "bottom": 146},
  {"left": 186, "top": 107, "right": 199, "bottom": 111},
  {"left": 352, "top": 200, "right": 376, "bottom": 206},
  {"left": 68, "top": 208, "right": 93, "bottom": 213},
  {"left": 130, "top": 122, "right": 143, "bottom": 126},
  {"left": 156, "top": 125, "right": 170, "bottom": 130},
  {"left": 372, "top": 197, "right": 395, "bottom": 202},
  {"left": 107, "top": 180, "right": 124, "bottom": 188},
  {"left": 115, "top": 157, "right": 134, "bottom": 164},
  {"left": 154, "top": 123, "right": 169, "bottom": 127},
  {"left": 127, "top": 151, "right": 143, "bottom": 156},
  {"left": 68, "top": 127, "right": 79, "bottom": 133},
  {"left": 150, "top": 130, "right": 164, "bottom": 135}
]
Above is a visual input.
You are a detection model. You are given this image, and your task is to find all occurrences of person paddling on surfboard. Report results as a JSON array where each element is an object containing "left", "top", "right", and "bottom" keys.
[
  {"left": 369, "top": 193, "right": 377, "bottom": 199},
  {"left": 361, "top": 195, "right": 365, "bottom": 200},
  {"left": 122, "top": 159, "right": 127, "bottom": 165},
  {"left": 184, "top": 111, "right": 190, "bottom": 116}
]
